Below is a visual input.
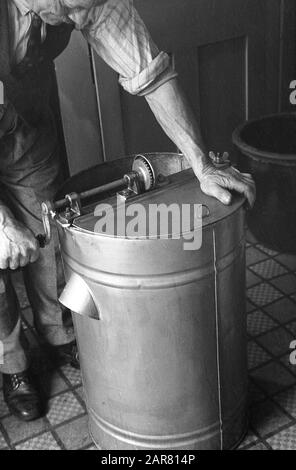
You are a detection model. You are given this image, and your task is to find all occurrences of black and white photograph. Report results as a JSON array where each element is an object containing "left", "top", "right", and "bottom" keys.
[{"left": 0, "top": 0, "right": 296, "bottom": 454}]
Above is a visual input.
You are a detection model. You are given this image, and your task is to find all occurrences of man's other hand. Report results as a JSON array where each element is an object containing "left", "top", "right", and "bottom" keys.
[
  {"left": 0, "top": 217, "right": 40, "bottom": 270},
  {"left": 199, "top": 164, "right": 256, "bottom": 208}
]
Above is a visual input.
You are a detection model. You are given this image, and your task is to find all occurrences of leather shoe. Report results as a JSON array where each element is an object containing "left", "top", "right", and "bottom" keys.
[
  {"left": 3, "top": 371, "right": 42, "bottom": 422},
  {"left": 47, "top": 340, "right": 80, "bottom": 369}
]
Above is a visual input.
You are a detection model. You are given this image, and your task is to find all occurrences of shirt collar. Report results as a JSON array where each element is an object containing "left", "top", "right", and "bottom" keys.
[{"left": 12, "top": 0, "right": 31, "bottom": 16}]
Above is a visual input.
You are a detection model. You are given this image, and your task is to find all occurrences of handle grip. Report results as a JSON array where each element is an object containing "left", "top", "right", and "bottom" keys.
[{"left": 35, "top": 233, "right": 48, "bottom": 249}]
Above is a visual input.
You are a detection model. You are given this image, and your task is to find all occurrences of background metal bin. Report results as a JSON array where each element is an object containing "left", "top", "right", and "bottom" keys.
[{"left": 233, "top": 113, "right": 296, "bottom": 253}]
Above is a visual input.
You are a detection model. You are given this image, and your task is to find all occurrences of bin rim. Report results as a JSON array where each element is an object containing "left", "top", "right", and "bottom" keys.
[{"left": 232, "top": 112, "right": 296, "bottom": 164}]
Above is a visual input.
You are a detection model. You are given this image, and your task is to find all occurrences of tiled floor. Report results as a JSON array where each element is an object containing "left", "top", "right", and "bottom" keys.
[
  {"left": 0, "top": 230, "right": 296, "bottom": 450},
  {"left": 241, "top": 231, "right": 296, "bottom": 450}
]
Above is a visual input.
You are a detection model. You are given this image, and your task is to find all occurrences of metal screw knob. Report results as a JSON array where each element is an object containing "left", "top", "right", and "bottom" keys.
[{"left": 209, "top": 151, "right": 231, "bottom": 169}]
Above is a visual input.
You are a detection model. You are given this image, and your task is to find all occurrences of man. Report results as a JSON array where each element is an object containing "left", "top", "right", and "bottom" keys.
[{"left": 0, "top": 0, "right": 255, "bottom": 422}]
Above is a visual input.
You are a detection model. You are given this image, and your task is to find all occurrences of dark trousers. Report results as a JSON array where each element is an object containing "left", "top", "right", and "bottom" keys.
[{"left": 0, "top": 113, "right": 74, "bottom": 374}]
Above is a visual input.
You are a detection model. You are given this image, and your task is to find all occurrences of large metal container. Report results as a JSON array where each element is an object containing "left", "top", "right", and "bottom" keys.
[
  {"left": 56, "top": 153, "right": 248, "bottom": 450},
  {"left": 233, "top": 113, "right": 296, "bottom": 253}
]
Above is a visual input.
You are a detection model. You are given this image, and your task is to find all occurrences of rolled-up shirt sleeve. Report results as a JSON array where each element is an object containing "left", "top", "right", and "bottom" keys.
[{"left": 69, "top": 0, "right": 177, "bottom": 95}]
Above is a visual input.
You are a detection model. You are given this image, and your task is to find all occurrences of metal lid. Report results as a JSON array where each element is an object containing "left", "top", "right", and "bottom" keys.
[{"left": 71, "top": 169, "right": 245, "bottom": 239}]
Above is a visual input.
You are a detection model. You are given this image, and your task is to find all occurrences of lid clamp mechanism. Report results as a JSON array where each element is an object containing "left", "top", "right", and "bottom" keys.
[
  {"left": 118, "top": 172, "right": 142, "bottom": 201},
  {"left": 54, "top": 193, "right": 82, "bottom": 227},
  {"left": 40, "top": 194, "right": 82, "bottom": 247},
  {"left": 209, "top": 151, "right": 231, "bottom": 169},
  {"left": 64, "top": 193, "right": 82, "bottom": 219}
]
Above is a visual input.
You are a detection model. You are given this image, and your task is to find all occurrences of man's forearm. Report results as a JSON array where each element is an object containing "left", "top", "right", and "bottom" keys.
[{"left": 145, "top": 78, "right": 209, "bottom": 178}]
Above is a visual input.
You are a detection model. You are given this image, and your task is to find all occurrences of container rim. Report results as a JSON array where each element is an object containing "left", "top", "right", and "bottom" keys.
[
  {"left": 232, "top": 112, "right": 296, "bottom": 164},
  {"left": 58, "top": 196, "right": 245, "bottom": 240}
]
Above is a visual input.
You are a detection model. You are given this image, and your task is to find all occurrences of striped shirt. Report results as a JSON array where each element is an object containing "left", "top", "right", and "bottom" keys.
[{"left": 10, "top": 0, "right": 177, "bottom": 96}]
